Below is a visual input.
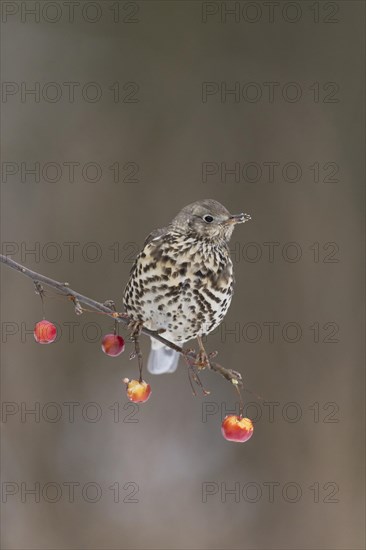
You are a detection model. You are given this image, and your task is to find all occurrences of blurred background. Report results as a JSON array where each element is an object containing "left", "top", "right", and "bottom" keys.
[{"left": 1, "top": 1, "right": 365, "bottom": 548}]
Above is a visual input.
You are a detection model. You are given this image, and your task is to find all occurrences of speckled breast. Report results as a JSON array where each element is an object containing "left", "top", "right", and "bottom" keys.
[{"left": 123, "top": 232, "right": 234, "bottom": 344}]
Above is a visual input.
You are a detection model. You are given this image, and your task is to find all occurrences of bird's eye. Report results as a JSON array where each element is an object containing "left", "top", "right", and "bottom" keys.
[{"left": 203, "top": 215, "right": 214, "bottom": 223}]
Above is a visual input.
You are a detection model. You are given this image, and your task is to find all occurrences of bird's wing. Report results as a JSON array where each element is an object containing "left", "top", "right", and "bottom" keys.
[
  {"left": 127, "top": 227, "right": 168, "bottom": 276},
  {"left": 143, "top": 226, "right": 169, "bottom": 246}
]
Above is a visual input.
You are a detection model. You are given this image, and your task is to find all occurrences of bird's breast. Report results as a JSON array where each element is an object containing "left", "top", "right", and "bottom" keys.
[{"left": 123, "top": 234, "right": 234, "bottom": 342}]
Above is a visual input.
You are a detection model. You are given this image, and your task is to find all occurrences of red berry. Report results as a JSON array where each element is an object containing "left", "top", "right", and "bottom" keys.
[
  {"left": 34, "top": 320, "right": 57, "bottom": 344},
  {"left": 221, "top": 415, "right": 254, "bottom": 443},
  {"left": 102, "top": 334, "right": 125, "bottom": 357},
  {"left": 123, "top": 378, "right": 151, "bottom": 403}
]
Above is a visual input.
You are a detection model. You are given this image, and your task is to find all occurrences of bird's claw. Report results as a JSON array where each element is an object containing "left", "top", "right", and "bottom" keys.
[{"left": 128, "top": 320, "right": 143, "bottom": 340}]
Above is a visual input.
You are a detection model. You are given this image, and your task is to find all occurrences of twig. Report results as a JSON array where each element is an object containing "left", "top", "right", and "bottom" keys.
[{"left": 0, "top": 254, "right": 243, "bottom": 388}]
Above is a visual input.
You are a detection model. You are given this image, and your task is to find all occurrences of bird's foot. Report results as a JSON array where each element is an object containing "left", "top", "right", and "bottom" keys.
[
  {"left": 128, "top": 320, "right": 144, "bottom": 340},
  {"left": 194, "top": 349, "right": 210, "bottom": 370},
  {"left": 182, "top": 349, "right": 211, "bottom": 396},
  {"left": 195, "top": 349, "right": 218, "bottom": 369},
  {"left": 193, "top": 336, "right": 218, "bottom": 370}
]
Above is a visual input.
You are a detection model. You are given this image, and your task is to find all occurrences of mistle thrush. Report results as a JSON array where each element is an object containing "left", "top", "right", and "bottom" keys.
[{"left": 123, "top": 199, "right": 251, "bottom": 374}]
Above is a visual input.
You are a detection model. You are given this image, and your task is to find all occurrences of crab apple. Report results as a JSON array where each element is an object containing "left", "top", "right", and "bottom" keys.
[
  {"left": 34, "top": 320, "right": 57, "bottom": 344},
  {"left": 102, "top": 334, "right": 125, "bottom": 357},
  {"left": 123, "top": 378, "right": 151, "bottom": 403},
  {"left": 221, "top": 415, "right": 254, "bottom": 443}
]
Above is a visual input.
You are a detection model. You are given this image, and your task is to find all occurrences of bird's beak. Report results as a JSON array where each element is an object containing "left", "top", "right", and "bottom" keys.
[{"left": 225, "top": 213, "right": 251, "bottom": 225}]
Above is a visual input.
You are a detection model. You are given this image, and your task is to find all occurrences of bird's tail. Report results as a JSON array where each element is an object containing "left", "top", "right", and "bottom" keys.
[{"left": 147, "top": 337, "right": 179, "bottom": 374}]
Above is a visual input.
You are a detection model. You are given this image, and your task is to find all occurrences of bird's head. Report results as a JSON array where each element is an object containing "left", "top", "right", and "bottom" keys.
[{"left": 170, "top": 199, "right": 251, "bottom": 243}]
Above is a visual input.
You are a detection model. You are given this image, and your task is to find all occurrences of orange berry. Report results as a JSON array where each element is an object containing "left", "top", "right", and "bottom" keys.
[
  {"left": 221, "top": 415, "right": 254, "bottom": 443},
  {"left": 123, "top": 378, "right": 151, "bottom": 403}
]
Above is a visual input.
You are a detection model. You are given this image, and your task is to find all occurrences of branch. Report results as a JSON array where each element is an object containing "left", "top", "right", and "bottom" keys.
[{"left": 0, "top": 254, "right": 243, "bottom": 388}]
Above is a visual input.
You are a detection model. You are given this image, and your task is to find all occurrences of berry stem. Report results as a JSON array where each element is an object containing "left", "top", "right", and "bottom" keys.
[
  {"left": 34, "top": 281, "right": 46, "bottom": 319},
  {"left": 233, "top": 382, "right": 244, "bottom": 417}
]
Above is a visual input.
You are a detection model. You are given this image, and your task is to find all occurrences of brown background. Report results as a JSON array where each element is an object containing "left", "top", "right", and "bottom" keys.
[{"left": 1, "top": 1, "right": 365, "bottom": 549}]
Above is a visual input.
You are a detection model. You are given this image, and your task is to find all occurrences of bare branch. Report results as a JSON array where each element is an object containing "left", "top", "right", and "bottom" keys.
[{"left": 0, "top": 254, "right": 243, "bottom": 388}]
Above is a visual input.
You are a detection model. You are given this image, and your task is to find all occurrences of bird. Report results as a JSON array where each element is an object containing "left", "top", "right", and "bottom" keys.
[{"left": 123, "top": 199, "right": 251, "bottom": 374}]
